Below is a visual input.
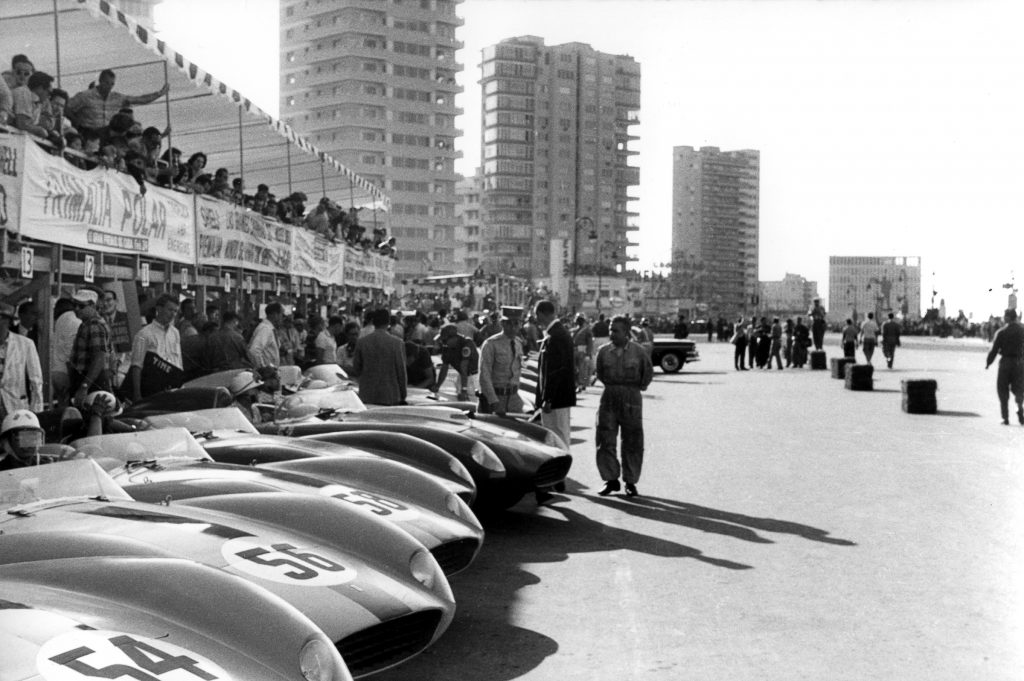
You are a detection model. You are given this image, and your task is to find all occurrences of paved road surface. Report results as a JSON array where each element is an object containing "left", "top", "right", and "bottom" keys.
[{"left": 376, "top": 336, "right": 1023, "bottom": 681}]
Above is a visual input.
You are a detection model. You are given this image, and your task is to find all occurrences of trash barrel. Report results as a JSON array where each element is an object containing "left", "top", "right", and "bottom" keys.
[
  {"left": 810, "top": 350, "right": 827, "bottom": 370},
  {"left": 845, "top": 363, "right": 874, "bottom": 391},
  {"left": 830, "top": 357, "right": 856, "bottom": 379},
  {"left": 902, "top": 379, "right": 937, "bottom": 414}
]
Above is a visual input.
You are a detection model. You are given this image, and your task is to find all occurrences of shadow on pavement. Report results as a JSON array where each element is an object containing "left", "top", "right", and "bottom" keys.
[
  {"left": 376, "top": 497, "right": 749, "bottom": 680},
  {"left": 593, "top": 495, "right": 857, "bottom": 547},
  {"left": 936, "top": 410, "right": 982, "bottom": 418}
]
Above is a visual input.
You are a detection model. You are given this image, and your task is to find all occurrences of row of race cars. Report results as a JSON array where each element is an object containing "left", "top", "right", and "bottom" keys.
[{"left": 3, "top": 361, "right": 574, "bottom": 681}]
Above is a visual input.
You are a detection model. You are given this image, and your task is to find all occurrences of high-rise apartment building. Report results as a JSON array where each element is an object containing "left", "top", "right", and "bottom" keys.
[
  {"left": 672, "top": 146, "right": 760, "bottom": 317},
  {"left": 279, "top": 0, "right": 464, "bottom": 279},
  {"left": 477, "top": 36, "right": 640, "bottom": 282},
  {"left": 828, "top": 256, "right": 921, "bottom": 323},
  {"left": 455, "top": 169, "right": 484, "bottom": 273}
]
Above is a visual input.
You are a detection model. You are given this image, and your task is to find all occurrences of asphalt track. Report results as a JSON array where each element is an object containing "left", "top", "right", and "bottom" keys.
[{"left": 375, "top": 334, "right": 1024, "bottom": 681}]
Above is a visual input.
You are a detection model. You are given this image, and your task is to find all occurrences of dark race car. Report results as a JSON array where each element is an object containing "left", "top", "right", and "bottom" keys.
[
  {"left": 0, "top": 533, "right": 351, "bottom": 681},
  {"left": 0, "top": 460, "right": 455, "bottom": 678}
]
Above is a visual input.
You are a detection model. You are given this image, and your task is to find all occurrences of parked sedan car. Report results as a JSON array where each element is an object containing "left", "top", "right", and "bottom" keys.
[
  {"left": 0, "top": 459, "right": 455, "bottom": 678},
  {"left": 73, "top": 426, "right": 484, "bottom": 576},
  {"left": 632, "top": 327, "right": 701, "bottom": 373},
  {"left": 0, "top": 533, "right": 351, "bottom": 681}
]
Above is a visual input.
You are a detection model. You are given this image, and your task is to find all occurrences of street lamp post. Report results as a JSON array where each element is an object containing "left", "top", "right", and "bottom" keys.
[
  {"left": 572, "top": 216, "right": 596, "bottom": 314},
  {"left": 595, "top": 240, "right": 617, "bottom": 314}
]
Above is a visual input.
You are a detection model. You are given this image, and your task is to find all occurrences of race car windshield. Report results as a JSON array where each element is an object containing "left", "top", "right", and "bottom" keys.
[
  {"left": 0, "top": 459, "right": 131, "bottom": 511},
  {"left": 72, "top": 428, "right": 212, "bottom": 473},
  {"left": 144, "top": 408, "right": 259, "bottom": 435},
  {"left": 303, "top": 363, "right": 351, "bottom": 386},
  {"left": 278, "top": 387, "right": 368, "bottom": 419}
]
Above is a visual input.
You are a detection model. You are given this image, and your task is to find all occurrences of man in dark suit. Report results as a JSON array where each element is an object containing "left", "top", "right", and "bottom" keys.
[
  {"left": 534, "top": 300, "right": 576, "bottom": 450},
  {"left": 351, "top": 308, "right": 407, "bottom": 406}
]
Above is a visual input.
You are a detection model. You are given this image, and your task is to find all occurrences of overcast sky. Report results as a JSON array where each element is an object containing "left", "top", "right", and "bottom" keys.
[{"left": 155, "top": 0, "right": 1024, "bottom": 318}]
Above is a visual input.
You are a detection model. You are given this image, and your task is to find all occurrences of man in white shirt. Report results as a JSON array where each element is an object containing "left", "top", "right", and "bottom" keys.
[
  {"left": 52, "top": 299, "right": 81, "bottom": 407},
  {"left": 128, "top": 294, "right": 182, "bottom": 401},
  {"left": 859, "top": 312, "right": 880, "bottom": 365},
  {"left": 248, "top": 302, "right": 283, "bottom": 369},
  {"left": 0, "top": 303, "right": 44, "bottom": 418}
]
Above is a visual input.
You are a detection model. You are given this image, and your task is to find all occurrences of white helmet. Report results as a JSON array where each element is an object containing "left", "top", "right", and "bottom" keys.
[
  {"left": 230, "top": 371, "right": 262, "bottom": 397},
  {"left": 82, "top": 390, "right": 123, "bottom": 417},
  {"left": 1, "top": 409, "right": 41, "bottom": 436}
]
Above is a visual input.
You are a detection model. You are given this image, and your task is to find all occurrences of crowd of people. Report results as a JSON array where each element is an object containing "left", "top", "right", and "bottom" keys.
[{"left": 1, "top": 55, "right": 393, "bottom": 253}]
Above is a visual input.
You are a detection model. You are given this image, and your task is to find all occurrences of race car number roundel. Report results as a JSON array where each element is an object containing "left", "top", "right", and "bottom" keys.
[
  {"left": 221, "top": 537, "right": 357, "bottom": 586},
  {"left": 318, "top": 484, "right": 419, "bottom": 521},
  {"left": 38, "top": 630, "right": 232, "bottom": 681}
]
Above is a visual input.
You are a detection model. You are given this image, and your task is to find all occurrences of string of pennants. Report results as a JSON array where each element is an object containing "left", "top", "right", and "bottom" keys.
[{"left": 80, "top": 0, "right": 390, "bottom": 210}]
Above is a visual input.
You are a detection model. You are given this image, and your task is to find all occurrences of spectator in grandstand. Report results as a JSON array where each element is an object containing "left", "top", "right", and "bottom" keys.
[
  {"left": 40, "top": 88, "right": 73, "bottom": 138},
  {"left": 65, "top": 68, "right": 169, "bottom": 136},
  {"left": 128, "top": 126, "right": 164, "bottom": 182},
  {"left": 175, "top": 151, "right": 207, "bottom": 188},
  {"left": 12, "top": 71, "right": 62, "bottom": 146},
  {"left": 263, "top": 196, "right": 279, "bottom": 219},
  {"left": 192, "top": 173, "right": 213, "bottom": 194},
  {"left": 251, "top": 184, "right": 271, "bottom": 213},
  {"left": 156, "top": 146, "right": 182, "bottom": 186},
  {"left": 209, "top": 167, "right": 231, "bottom": 200},
  {"left": 0, "top": 77, "right": 11, "bottom": 126},
  {"left": 123, "top": 151, "right": 148, "bottom": 194},
  {"left": 2, "top": 55, "right": 33, "bottom": 91},
  {"left": 231, "top": 177, "right": 247, "bottom": 205},
  {"left": 277, "top": 192, "right": 308, "bottom": 224}
]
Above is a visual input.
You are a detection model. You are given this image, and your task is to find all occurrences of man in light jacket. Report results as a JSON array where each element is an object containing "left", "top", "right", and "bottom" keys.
[{"left": 0, "top": 303, "right": 44, "bottom": 418}]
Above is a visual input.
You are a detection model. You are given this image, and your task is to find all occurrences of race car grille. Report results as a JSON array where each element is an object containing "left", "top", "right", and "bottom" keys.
[
  {"left": 430, "top": 538, "right": 480, "bottom": 576},
  {"left": 534, "top": 455, "right": 573, "bottom": 488},
  {"left": 336, "top": 609, "right": 443, "bottom": 677}
]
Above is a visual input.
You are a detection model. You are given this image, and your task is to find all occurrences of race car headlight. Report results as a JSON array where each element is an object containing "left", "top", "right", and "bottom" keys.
[
  {"left": 470, "top": 441, "right": 504, "bottom": 473},
  {"left": 447, "top": 457, "right": 475, "bottom": 485},
  {"left": 409, "top": 548, "right": 438, "bottom": 589},
  {"left": 543, "top": 429, "right": 569, "bottom": 452},
  {"left": 445, "top": 491, "right": 481, "bottom": 527},
  {"left": 300, "top": 638, "right": 337, "bottom": 681}
]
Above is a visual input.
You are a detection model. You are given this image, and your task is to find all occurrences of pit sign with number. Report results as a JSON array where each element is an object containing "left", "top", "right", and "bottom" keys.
[
  {"left": 37, "top": 630, "right": 231, "bottom": 681},
  {"left": 20, "top": 247, "right": 33, "bottom": 278},
  {"left": 221, "top": 538, "right": 356, "bottom": 586},
  {"left": 83, "top": 255, "right": 95, "bottom": 283}
]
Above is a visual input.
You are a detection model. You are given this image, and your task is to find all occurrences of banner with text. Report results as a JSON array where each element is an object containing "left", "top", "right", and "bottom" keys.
[
  {"left": 18, "top": 139, "right": 195, "bottom": 263},
  {"left": 196, "top": 195, "right": 292, "bottom": 274},
  {"left": 343, "top": 245, "right": 395, "bottom": 292},
  {"left": 0, "top": 134, "right": 24, "bottom": 236},
  {"left": 292, "top": 228, "right": 343, "bottom": 285}
]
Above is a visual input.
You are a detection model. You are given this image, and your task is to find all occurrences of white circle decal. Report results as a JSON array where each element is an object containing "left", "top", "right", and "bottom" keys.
[
  {"left": 221, "top": 537, "right": 356, "bottom": 586},
  {"left": 38, "top": 630, "right": 232, "bottom": 681},
  {"left": 318, "top": 484, "right": 419, "bottom": 521}
]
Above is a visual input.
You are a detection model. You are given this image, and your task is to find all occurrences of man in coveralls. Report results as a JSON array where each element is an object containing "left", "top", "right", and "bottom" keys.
[
  {"left": 594, "top": 314, "right": 653, "bottom": 497},
  {"left": 808, "top": 298, "right": 827, "bottom": 351},
  {"left": 985, "top": 308, "right": 1024, "bottom": 426},
  {"left": 478, "top": 306, "right": 525, "bottom": 416}
]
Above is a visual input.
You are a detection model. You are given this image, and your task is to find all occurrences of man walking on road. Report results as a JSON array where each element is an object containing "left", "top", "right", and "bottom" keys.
[
  {"left": 881, "top": 313, "right": 901, "bottom": 368},
  {"left": 985, "top": 308, "right": 1024, "bottom": 426},
  {"left": 860, "top": 312, "right": 880, "bottom": 365},
  {"left": 534, "top": 300, "right": 575, "bottom": 450},
  {"left": 809, "top": 298, "right": 827, "bottom": 351},
  {"left": 594, "top": 314, "right": 653, "bottom": 497}
]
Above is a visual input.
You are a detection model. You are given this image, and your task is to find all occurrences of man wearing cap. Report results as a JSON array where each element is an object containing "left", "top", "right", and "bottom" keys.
[
  {"left": 432, "top": 322, "right": 479, "bottom": 401},
  {"left": 0, "top": 302, "right": 44, "bottom": 420},
  {"left": 69, "top": 289, "right": 114, "bottom": 407},
  {"left": 534, "top": 300, "right": 576, "bottom": 449},
  {"left": 127, "top": 294, "right": 183, "bottom": 402},
  {"left": 478, "top": 307, "right": 525, "bottom": 416}
]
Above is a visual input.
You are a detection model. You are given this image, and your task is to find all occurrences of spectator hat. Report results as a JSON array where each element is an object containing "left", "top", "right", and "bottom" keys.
[
  {"left": 290, "top": 192, "right": 308, "bottom": 202},
  {"left": 73, "top": 290, "right": 99, "bottom": 305},
  {"left": 0, "top": 303, "right": 15, "bottom": 320}
]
